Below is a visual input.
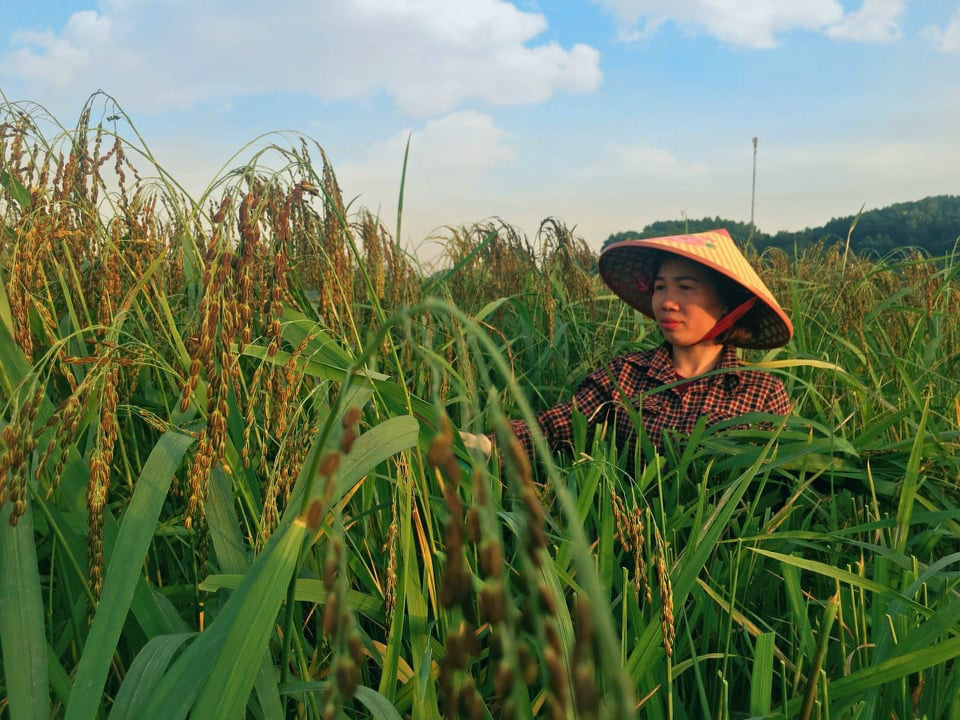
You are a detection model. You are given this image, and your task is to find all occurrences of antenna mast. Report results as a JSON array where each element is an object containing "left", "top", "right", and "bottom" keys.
[{"left": 749, "top": 136, "right": 758, "bottom": 243}]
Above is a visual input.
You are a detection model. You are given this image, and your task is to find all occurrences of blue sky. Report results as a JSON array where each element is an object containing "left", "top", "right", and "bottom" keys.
[{"left": 1, "top": 0, "right": 958, "bottom": 260}]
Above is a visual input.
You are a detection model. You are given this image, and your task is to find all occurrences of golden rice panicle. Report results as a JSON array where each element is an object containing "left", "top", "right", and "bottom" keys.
[
  {"left": 308, "top": 151, "right": 353, "bottom": 334},
  {"left": 457, "top": 677, "right": 484, "bottom": 720},
  {"left": 474, "top": 470, "right": 509, "bottom": 634},
  {"left": 632, "top": 505, "right": 652, "bottom": 604},
  {"left": 427, "top": 414, "right": 453, "bottom": 467},
  {"left": 35, "top": 391, "right": 83, "bottom": 492},
  {"left": 465, "top": 505, "right": 481, "bottom": 544},
  {"left": 270, "top": 333, "right": 310, "bottom": 444},
  {"left": 1, "top": 114, "right": 31, "bottom": 189},
  {"left": 177, "top": 230, "right": 226, "bottom": 414},
  {"left": 267, "top": 206, "right": 290, "bottom": 358},
  {"left": 427, "top": 415, "right": 473, "bottom": 610},
  {"left": 232, "top": 192, "right": 259, "bottom": 352},
  {"left": 12, "top": 216, "right": 64, "bottom": 330},
  {"left": 535, "top": 221, "right": 595, "bottom": 342},
  {"left": 241, "top": 361, "right": 267, "bottom": 470},
  {"left": 97, "top": 219, "right": 123, "bottom": 328},
  {"left": 321, "top": 537, "right": 342, "bottom": 633},
  {"left": 493, "top": 657, "right": 515, "bottom": 706},
  {"left": 438, "top": 509, "right": 470, "bottom": 609},
  {"left": 572, "top": 595, "right": 600, "bottom": 719},
  {"left": 340, "top": 405, "right": 362, "bottom": 454},
  {"left": 243, "top": 186, "right": 302, "bottom": 469},
  {"left": 654, "top": 526, "right": 675, "bottom": 657},
  {"left": 610, "top": 490, "right": 652, "bottom": 604},
  {"left": 191, "top": 363, "right": 232, "bottom": 527},
  {"left": 543, "top": 619, "right": 569, "bottom": 719},
  {"left": 6, "top": 251, "right": 29, "bottom": 361},
  {"left": 913, "top": 674, "right": 926, "bottom": 718},
  {"left": 427, "top": 414, "right": 463, "bottom": 487},
  {"left": 478, "top": 578, "right": 508, "bottom": 627},
  {"left": 261, "top": 411, "right": 318, "bottom": 540},
  {"left": 439, "top": 520, "right": 471, "bottom": 610},
  {"left": 610, "top": 489, "right": 628, "bottom": 546},
  {"left": 87, "top": 364, "right": 120, "bottom": 598},
  {"left": 0, "top": 380, "right": 44, "bottom": 526},
  {"left": 439, "top": 621, "right": 483, "bottom": 719},
  {"left": 359, "top": 211, "right": 386, "bottom": 308},
  {"left": 110, "top": 130, "right": 144, "bottom": 201},
  {"left": 382, "top": 513, "right": 399, "bottom": 625},
  {"left": 516, "top": 641, "right": 539, "bottom": 687},
  {"left": 293, "top": 446, "right": 344, "bottom": 539},
  {"left": 0, "top": 424, "right": 20, "bottom": 509},
  {"left": 179, "top": 209, "right": 247, "bottom": 531},
  {"left": 318, "top": 534, "right": 365, "bottom": 712},
  {"left": 503, "top": 433, "right": 547, "bottom": 567}
]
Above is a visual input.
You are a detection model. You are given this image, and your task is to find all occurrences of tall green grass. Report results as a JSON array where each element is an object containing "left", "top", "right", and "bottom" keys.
[{"left": 1, "top": 94, "right": 959, "bottom": 719}]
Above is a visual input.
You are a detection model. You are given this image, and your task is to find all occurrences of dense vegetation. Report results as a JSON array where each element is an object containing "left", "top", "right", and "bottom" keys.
[
  {"left": 607, "top": 195, "right": 960, "bottom": 258},
  {"left": 1, "top": 95, "right": 960, "bottom": 720}
]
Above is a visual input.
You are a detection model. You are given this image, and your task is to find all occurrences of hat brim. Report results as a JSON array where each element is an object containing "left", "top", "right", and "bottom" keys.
[{"left": 599, "top": 231, "right": 793, "bottom": 349}]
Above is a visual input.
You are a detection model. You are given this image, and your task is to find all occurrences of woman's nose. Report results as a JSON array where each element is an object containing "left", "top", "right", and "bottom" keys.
[{"left": 659, "top": 292, "right": 679, "bottom": 310}]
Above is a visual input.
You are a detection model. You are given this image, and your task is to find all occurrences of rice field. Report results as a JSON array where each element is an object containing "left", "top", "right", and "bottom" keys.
[{"left": 1, "top": 94, "right": 960, "bottom": 719}]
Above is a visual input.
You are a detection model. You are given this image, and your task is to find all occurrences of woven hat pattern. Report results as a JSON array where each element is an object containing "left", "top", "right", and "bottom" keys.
[{"left": 599, "top": 229, "right": 793, "bottom": 349}]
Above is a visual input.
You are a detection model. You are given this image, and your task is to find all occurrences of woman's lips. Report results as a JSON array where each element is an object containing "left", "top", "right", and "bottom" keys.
[{"left": 660, "top": 319, "right": 682, "bottom": 330}]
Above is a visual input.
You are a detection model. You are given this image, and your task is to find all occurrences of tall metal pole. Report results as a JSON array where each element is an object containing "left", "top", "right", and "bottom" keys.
[{"left": 749, "top": 136, "right": 758, "bottom": 243}]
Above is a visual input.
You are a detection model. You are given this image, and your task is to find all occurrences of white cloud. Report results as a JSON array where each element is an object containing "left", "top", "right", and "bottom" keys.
[
  {"left": 594, "top": 0, "right": 844, "bottom": 48},
  {"left": 335, "top": 110, "right": 516, "bottom": 245},
  {"left": 825, "top": 0, "right": 904, "bottom": 42},
  {"left": 6, "top": 11, "right": 118, "bottom": 87},
  {"left": 342, "top": 110, "right": 514, "bottom": 184},
  {"left": 594, "top": 0, "right": 907, "bottom": 47},
  {"left": 924, "top": 6, "right": 960, "bottom": 53},
  {"left": 578, "top": 140, "right": 707, "bottom": 178},
  {"left": 1, "top": 0, "right": 602, "bottom": 116}
]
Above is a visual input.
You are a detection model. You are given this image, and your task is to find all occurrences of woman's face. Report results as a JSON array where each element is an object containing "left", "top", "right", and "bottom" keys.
[{"left": 651, "top": 257, "right": 726, "bottom": 347}]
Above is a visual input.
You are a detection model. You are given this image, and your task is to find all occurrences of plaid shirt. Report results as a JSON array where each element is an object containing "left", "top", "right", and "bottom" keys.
[{"left": 503, "top": 343, "right": 790, "bottom": 470}]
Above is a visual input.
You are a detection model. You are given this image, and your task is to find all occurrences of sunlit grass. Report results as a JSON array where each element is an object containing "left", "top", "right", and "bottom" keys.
[{"left": 1, "top": 93, "right": 959, "bottom": 719}]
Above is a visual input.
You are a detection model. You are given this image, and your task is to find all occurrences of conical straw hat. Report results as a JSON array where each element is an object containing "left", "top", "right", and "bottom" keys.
[{"left": 599, "top": 228, "right": 793, "bottom": 349}]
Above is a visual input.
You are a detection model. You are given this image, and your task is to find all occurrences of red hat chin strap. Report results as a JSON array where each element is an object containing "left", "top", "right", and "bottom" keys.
[{"left": 697, "top": 296, "right": 757, "bottom": 343}]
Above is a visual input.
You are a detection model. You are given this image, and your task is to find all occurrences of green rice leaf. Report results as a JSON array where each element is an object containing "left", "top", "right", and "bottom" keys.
[
  {"left": 200, "top": 575, "right": 385, "bottom": 621},
  {"left": 750, "top": 631, "right": 776, "bottom": 717},
  {"left": 355, "top": 686, "right": 406, "bottom": 720},
  {"left": 0, "top": 266, "right": 15, "bottom": 338},
  {"left": 139, "top": 519, "right": 308, "bottom": 720},
  {"left": 627, "top": 440, "right": 774, "bottom": 680},
  {"left": 0, "top": 499, "right": 50, "bottom": 720},
  {"left": 279, "top": 682, "right": 403, "bottom": 720},
  {"left": 826, "top": 637, "right": 960, "bottom": 713},
  {"left": 284, "top": 414, "right": 419, "bottom": 519},
  {"left": 0, "top": 168, "right": 30, "bottom": 211},
  {"left": 64, "top": 431, "right": 193, "bottom": 720},
  {"left": 108, "top": 633, "right": 195, "bottom": 720},
  {"left": 749, "top": 547, "right": 930, "bottom": 616},
  {"left": 893, "top": 394, "right": 929, "bottom": 552}
]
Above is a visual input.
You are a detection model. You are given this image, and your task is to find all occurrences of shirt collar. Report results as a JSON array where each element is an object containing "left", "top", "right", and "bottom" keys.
[
  {"left": 645, "top": 343, "right": 677, "bottom": 385},
  {"left": 715, "top": 344, "right": 744, "bottom": 390},
  {"left": 644, "top": 342, "right": 743, "bottom": 390}
]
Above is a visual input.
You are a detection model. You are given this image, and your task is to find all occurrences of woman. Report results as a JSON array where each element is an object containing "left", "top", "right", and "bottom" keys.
[{"left": 463, "top": 229, "right": 792, "bottom": 470}]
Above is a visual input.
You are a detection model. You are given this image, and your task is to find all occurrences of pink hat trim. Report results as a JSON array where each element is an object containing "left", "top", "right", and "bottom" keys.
[{"left": 697, "top": 296, "right": 757, "bottom": 343}]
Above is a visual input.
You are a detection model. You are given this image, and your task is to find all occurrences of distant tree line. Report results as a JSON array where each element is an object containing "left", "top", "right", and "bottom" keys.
[{"left": 604, "top": 195, "right": 960, "bottom": 258}]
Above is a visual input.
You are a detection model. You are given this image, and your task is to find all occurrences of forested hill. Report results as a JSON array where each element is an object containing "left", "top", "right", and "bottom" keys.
[{"left": 605, "top": 195, "right": 960, "bottom": 257}]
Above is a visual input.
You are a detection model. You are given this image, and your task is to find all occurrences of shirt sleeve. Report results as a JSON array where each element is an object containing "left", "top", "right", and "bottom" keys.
[
  {"left": 763, "top": 376, "right": 791, "bottom": 416},
  {"left": 492, "top": 356, "right": 624, "bottom": 462}
]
